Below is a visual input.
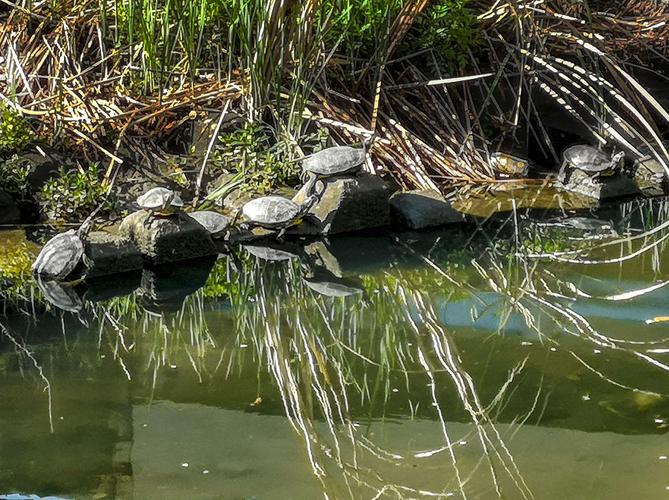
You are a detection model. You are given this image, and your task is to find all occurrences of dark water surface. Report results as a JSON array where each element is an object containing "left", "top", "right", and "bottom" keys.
[{"left": 2, "top": 195, "right": 669, "bottom": 499}]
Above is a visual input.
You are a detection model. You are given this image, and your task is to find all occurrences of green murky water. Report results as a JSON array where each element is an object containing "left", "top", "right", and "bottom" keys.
[{"left": 2, "top": 195, "right": 669, "bottom": 499}]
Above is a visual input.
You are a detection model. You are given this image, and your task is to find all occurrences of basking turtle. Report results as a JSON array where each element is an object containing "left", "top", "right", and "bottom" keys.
[
  {"left": 188, "top": 211, "right": 231, "bottom": 238},
  {"left": 137, "top": 187, "right": 184, "bottom": 215},
  {"left": 490, "top": 152, "right": 529, "bottom": 177},
  {"left": 242, "top": 195, "right": 317, "bottom": 235},
  {"left": 559, "top": 145, "right": 624, "bottom": 182},
  {"left": 31, "top": 229, "right": 85, "bottom": 280},
  {"left": 302, "top": 145, "right": 366, "bottom": 195}
]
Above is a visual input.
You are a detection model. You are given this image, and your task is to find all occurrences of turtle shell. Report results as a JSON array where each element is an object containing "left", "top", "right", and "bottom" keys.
[
  {"left": 242, "top": 196, "right": 300, "bottom": 227},
  {"left": 31, "top": 230, "right": 84, "bottom": 279},
  {"left": 302, "top": 146, "right": 366, "bottom": 176},
  {"left": 137, "top": 187, "right": 183, "bottom": 210},
  {"left": 490, "top": 152, "right": 529, "bottom": 176},
  {"left": 563, "top": 145, "right": 611, "bottom": 172},
  {"left": 189, "top": 211, "right": 230, "bottom": 235}
]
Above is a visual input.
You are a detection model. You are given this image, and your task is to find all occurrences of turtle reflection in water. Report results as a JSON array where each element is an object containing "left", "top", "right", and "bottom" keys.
[
  {"left": 529, "top": 216, "right": 619, "bottom": 240},
  {"left": 303, "top": 275, "right": 365, "bottom": 297},
  {"left": 243, "top": 244, "right": 300, "bottom": 262},
  {"left": 558, "top": 145, "right": 625, "bottom": 183},
  {"left": 36, "top": 279, "right": 84, "bottom": 313}
]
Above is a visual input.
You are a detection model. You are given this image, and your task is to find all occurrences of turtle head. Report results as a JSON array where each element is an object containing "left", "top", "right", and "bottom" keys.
[
  {"left": 296, "top": 194, "right": 319, "bottom": 220},
  {"left": 162, "top": 190, "right": 175, "bottom": 211},
  {"left": 611, "top": 151, "right": 625, "bottom": 170}
]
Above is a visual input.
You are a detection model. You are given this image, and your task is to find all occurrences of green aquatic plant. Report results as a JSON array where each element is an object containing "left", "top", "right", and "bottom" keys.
[
  {"left": 38, "top": 164, "right": 110, "bottom": 221},
  {"left": 202, "top": 259, "right": 236, "bottom": 298},
  {"left": 0, "top": 231, "right": 39, "bottom": 307},
  {"left": 0, "top": 105, "right": 33, "bottom": 155},
  {"left": 0, "top": 155, "right": 31, "bottom": 200},
  {"left": 320, "top": 0, "right": 404, "bottom": 58},
  {"left": 0, "top": 231, "right": 38, "bottom": 281},
  {"left": 407, "top": 0, "right": 480, "bottom": 70},
  {"left": 215, "top": 122, "right": 300, "bottom": 195}
]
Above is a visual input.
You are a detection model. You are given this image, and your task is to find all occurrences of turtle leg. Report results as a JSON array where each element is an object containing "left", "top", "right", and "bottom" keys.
[
  {"left": 557, "top": 160, "right": 568, "bottom": 183},
  {"left": 558, "top": 160, "right": 574, "bottom": 185},
  {"left": 277, "top": 227, "right": 287, "bottom": 240}
]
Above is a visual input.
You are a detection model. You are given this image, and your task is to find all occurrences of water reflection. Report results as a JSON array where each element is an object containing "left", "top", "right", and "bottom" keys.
[{"left": 2, "top": 197, "right": 669, "bottom": 498}]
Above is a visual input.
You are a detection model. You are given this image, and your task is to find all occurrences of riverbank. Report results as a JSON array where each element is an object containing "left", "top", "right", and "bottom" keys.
[{"left": 1, "top": 0, "right": 669, "bottom": 230}]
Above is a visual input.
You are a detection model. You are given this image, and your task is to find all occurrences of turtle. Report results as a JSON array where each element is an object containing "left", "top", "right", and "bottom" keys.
[
  {"left": 137, "top": 187, "right": 184, "bottom": 215},
  {"left": 188, "top": 211, "right": 231, "bottom": 238},
  {"left": 489, "top": 152, "right": 529, "bottom": 177},
  {"left": 31, "top": 229, "right": 85, "bottom": 280},
  {"left": 558, "top": 145, "right": 624, "bottom": 183},
  {"left": 633, "top": 155, "right": 668, "bottom": 195},
  {"left": 242, "top": 194, "right": 317, "bottom": 235},
  {"left": 301, "top": 145, "right": 366, "bottom": 195},
  {"left": 31, "top": 204, "right": 102, "bottom": 280}
]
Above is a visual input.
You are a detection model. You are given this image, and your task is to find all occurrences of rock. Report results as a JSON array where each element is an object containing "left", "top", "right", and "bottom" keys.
[
  {"left": 22, "top": 150, "right": 67, "bottom": 191},
  {"left": 291, "top": 173, "right": 394, "bottom": 235},
  {"left": 84, "top": 231, "right": 144, "bottom": 278},
  {"left": 119, "top": 210, "right": 217, "bottom": 264},
  {"left": 556, "top": 169, "right": 640, "bottom": 201},
  {"left": 0, "top": 190, "right": 21, "bottom": 224},
  {"left": 303, "top": 241, "right": 343, "bottom": 277},
  {"left": 633, "top": 156, "right": 669, "bottom": 196},
  {"left": 390, "top": 190, "right": 466, "bottom": 230}
]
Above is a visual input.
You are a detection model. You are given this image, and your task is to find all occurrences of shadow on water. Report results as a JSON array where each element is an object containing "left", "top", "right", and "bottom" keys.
[{"left": 3, "top": 196, "right": 669, "bottom": 498}]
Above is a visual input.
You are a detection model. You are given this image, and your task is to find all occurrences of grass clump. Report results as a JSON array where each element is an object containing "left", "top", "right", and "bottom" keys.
[
  {"left": 0, "top": 105, "right": 33, "bottom": 155},
  {"left": 38, "top": 165, "right": 110, "bottom": 221},
  {"left": 214, "top": 122, "right": 300, "bottom": 195},
  {"left": 407, "top": 0, "right": 480, "bottom": 70},
  {"left": 0, "top": 232, "right": 37, "bottom": 280},
  {"left": 202, "top": 259, "right": 236, "bottom": 298},
  {"left": 0, "top": 231, "right": 39, "bottom": 305}
]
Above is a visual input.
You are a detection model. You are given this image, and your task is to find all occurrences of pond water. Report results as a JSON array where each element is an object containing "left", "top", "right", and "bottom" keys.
[{"left": 2, "top": 194, "right": 669, "bottom": 499}]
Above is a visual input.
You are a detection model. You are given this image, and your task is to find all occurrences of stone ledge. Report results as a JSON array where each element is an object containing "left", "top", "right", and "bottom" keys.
[{"left": 390, "top": 189, "right": 466, "bottom": 230}]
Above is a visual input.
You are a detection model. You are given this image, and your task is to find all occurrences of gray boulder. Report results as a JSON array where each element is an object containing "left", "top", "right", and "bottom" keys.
[
  {"left": 291, "top": 173, "right": 393, "bottom": 235},
  {"left": 390, "top": 189, "right": 466, "bottom": 230},
  {"left": 0, "top": 190, "right": 21, "bottom": 224},
  {"left": 556, "top": 169, "right": 640, "bottom": 201},
  {"left": 119, "top": 210, "right": 217, "bottom": 264},
  {"left": 84, "top": 231, "right": 144, "bottom": 278}
]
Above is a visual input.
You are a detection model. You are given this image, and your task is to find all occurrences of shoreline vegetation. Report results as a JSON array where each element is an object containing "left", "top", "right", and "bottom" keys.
[{"left": 0, "top": 0, "right": 667, "bottom": 225}]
